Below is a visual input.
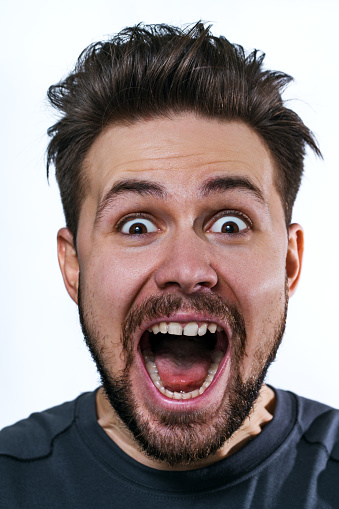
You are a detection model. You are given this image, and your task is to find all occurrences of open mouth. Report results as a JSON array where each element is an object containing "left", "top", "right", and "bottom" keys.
[{"left": 139, "top": 321, "right": 228, "bottom": 400}]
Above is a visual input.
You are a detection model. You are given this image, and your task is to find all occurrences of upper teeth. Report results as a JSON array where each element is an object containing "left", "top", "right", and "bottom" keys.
[{"left": 148, "top": 321, "right": 223, "bottom": 336}]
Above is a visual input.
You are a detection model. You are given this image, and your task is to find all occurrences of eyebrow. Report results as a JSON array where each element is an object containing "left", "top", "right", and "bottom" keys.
[
  {"left": 95, "top": 174, "right": 266, "bottom": 224},
  {"left": 95, "top": 179, "right": 167, "bottom": 223},
  {"left": 200, "top": 176, "right": 265, "bottom": 204}
]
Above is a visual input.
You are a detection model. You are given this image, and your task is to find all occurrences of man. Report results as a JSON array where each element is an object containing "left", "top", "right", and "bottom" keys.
[{"left": 0, "top": 22, "right": 338, "bottom": 508}]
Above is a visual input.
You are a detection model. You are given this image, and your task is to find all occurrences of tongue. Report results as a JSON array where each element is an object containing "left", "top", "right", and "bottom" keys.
[{"left": 153, "top": 337, "right": 211, "bottom": 392}]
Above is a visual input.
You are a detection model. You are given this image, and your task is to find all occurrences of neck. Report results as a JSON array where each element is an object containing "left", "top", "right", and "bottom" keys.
[{"left": 96, "top": 384, "right": 276, "bottom": 471}]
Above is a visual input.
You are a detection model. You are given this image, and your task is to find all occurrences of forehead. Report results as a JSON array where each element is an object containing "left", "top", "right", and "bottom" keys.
[{"left": 83, "top": 114, "right": 278, "bottom": 206}]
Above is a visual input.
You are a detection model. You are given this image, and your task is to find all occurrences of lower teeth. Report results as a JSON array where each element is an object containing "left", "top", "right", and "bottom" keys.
[{"left": 142, "top": 350, "right": 223, "bottom": 400}]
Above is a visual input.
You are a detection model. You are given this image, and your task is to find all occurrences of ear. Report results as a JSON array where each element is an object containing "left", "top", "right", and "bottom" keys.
[
  {"left": 286, "top": 223, "right": 304, "bottom": 297},
  {"left": 57, "top": 227, "right": 79, "bottom": 304}
]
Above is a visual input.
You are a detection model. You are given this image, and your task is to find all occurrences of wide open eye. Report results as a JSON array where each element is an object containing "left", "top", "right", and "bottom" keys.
[
  {"left": 120, "top": 218, "right": 158, "bottom": 235},
  {"left": 209, "top": 215, "right": 248, "bottom": 234}
]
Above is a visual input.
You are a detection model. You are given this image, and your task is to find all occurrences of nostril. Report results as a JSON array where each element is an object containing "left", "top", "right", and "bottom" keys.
[
  {"left": 157, "top": 279, "right": 217, "bottom": 294},
  {"left": 191, "top": 281, "right": 217, "bottom": 292}
]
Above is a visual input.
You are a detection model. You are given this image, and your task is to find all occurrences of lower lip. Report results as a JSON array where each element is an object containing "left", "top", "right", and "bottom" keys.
[{"left": 135, "top": 346, "right": 230, "bottom": 412}]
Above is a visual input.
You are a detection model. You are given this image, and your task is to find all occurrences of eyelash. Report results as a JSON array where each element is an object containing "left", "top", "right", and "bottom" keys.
[
  {"left": 206, "top": 210, "right": 252, "bottom": 233},
  {"left": 115, "top": 210, "right": 252, "bottom": 236},
  {"left": 115, "top": 213, "right": 158, "bottom": 235}
]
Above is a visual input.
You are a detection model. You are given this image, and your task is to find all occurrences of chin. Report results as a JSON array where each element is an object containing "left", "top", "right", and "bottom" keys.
[{"left": 78, "top": 291, "right": 287, "bottom": 467}]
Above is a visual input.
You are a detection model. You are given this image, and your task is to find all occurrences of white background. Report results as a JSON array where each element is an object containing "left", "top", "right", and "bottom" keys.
[{"left": 1, "top": 0, "right": 338, "bottom": 430}]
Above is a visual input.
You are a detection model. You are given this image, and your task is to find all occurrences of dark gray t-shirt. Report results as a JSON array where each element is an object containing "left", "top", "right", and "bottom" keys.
[{"left": 1, "top": 388, "right": 338, "bottom": 508}]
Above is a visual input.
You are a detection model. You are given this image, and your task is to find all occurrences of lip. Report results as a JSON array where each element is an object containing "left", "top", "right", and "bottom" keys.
[{"left": 133, "top": 312, "right": 232, "bottom": 412}]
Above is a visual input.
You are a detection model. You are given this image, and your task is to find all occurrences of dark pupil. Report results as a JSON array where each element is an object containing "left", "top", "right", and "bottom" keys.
[
  {"left": 129, "top": 223, "right": 147, "bottom": 235},
  {"left": 222, "top": 222, "right": 239, "bottom": 234}
]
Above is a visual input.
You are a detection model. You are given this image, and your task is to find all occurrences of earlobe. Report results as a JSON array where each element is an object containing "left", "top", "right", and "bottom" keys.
[
  {"left": 286, "top": 223, "right": 304, "bottom": 297},
  {"left": 57, "top": 228, "right": 79, "bottom": 304}
]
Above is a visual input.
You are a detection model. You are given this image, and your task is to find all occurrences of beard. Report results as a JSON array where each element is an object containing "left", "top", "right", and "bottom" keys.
[{"left": 78, "top": 282, "right": 288, "bottom": 467}]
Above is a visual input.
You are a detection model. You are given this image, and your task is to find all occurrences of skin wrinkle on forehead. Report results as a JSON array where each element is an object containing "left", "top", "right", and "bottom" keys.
[
  {"left": 81, "top": 116, "right": 280, "bottom": 216},
  {"left": 94, "top": 175, "right": 268, "bottom": 227}
]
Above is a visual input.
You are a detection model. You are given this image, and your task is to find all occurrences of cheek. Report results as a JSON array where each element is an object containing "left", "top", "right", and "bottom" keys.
[
  {"left": 224, "top": 248, "right": 287, "bottom": 377},
  {"left": 219, "top": 239, "right": 286, "bottom": 298},
  {"left": 217, "top": 244, "right": 287, "bottom": 340},
  {"left": 81, "top": 247, "right": 157, "bottom": 322}
]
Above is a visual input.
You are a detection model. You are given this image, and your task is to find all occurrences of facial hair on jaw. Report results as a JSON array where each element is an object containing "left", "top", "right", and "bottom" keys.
[{"left": 78, "top": 283, "right": 288, "bottom": 467}]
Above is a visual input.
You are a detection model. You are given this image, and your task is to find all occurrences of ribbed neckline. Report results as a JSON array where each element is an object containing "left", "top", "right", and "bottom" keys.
[{"left": 75, "top": 387, "right": 298, "bottom": 494}]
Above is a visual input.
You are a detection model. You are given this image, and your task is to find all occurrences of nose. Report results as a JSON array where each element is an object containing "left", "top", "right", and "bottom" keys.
[{"left": 154, "top": 232, "right": 218, "bottom": 294}]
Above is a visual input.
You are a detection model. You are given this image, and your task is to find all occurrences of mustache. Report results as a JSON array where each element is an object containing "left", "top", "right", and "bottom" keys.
[{"left": 121, "top": 293, "right": 247, "bottom": 362}]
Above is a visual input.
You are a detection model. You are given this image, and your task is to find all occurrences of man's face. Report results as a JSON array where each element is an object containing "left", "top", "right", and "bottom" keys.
[{"left": 58, "top": 114, "right": 302, "bottom": 466}]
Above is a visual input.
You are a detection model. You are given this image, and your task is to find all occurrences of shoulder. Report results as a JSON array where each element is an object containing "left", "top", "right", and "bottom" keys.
[
  {"left": 0, "top": 392, "right": 92, "bottom": 460},
  {"left": 280, "top": 390, "right": 339, "bottom": 462},
  {"left": 298, "top": 394, "right": 339, "bottom": 461}
]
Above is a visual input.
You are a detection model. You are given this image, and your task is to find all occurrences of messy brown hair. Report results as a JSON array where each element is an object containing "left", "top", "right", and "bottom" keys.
[{"left": 47, "top": 22, "right": 321, "bottom": 240}]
